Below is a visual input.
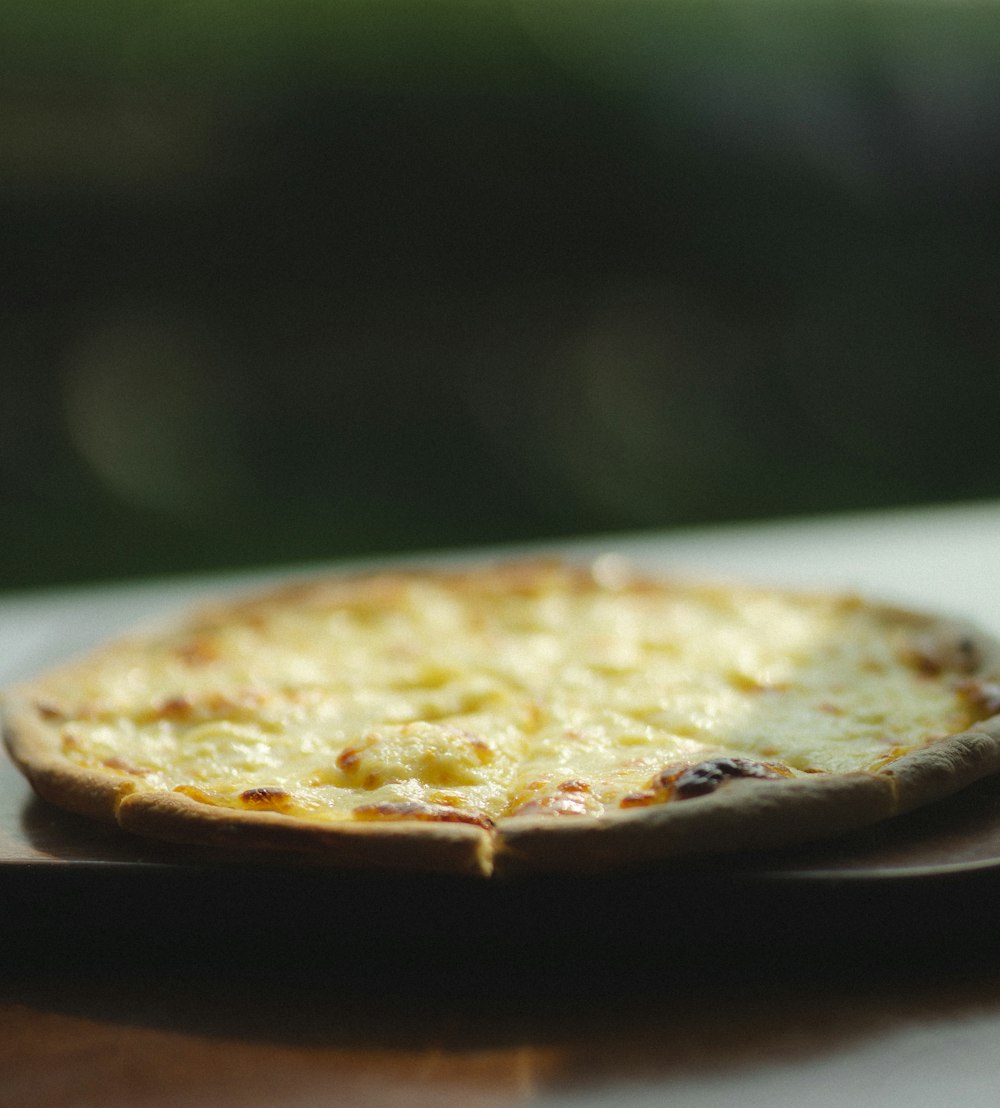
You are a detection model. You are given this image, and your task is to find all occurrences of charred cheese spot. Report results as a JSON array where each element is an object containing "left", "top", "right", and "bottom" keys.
[{"left": 650, "top": 757, "right": 794, "bottom": 801}]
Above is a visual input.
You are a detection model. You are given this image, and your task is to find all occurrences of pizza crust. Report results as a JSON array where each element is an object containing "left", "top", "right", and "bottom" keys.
[
  {"left": 5, "top": 559, "right": 1000, "bottom": 878},
  {"left": 879, "top": 720, "right": 1000, "bottom": 816},
  {"left": 495, "top": 772, "right": 899, "bottom": 875},
  {"left": 116, "top": 791, "right": 493, "bottom": 876}
]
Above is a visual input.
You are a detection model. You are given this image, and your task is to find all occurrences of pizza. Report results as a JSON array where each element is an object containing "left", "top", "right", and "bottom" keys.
[{"left": 5, "top": 557, "right": 1000, "bottom": 878}]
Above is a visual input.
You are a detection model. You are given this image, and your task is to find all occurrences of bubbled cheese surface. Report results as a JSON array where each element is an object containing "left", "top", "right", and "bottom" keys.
[{"left": 39, "top": 563, "right": 974, "bottom": 823}]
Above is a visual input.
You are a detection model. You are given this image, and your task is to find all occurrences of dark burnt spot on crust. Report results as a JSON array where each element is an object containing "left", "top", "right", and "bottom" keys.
[
  {"left": 648, "top": 756, "right": 794, "bottom": 802},
  {"left": 618, "top": 758, "right": 794, "bottom": 809},
  {"left": 352, "top": 800, "right": 495, "bottom": 830}
]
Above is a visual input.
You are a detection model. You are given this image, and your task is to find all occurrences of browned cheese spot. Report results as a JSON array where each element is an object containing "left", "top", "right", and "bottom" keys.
[
  {"left": 154, "top": 695, "right": 195, "bottom": 721},
  {"left": 335, "top": 741, "right": 369, "bottom": 775},
  {"left": 907, "top": 633, "right": 981, "bottom": 678},
  {"left": 173, "top": 784, "right": 220, "bottom": 805},
  {"left": 176, "top": 638, "right": 220, "bottom": 667},
  {"left": 957, "top": 679, "right": 1000, "bottom": 721},
  {"left": 726, "top": 670, "right": 776, "bottom": 694},
  {"left": 101, "top": 756, "right": 151, "bottom": 777},
  {"left": 352, "top": 800, "right": 494, "bottom": 830},
  {"left": 619, "top": 791, "right": 657, "bottom": 808},
  {"left": 60, "top": 731, "right": 83, "bottom": 755},
  {"left": 238, "top": 786, "right": 293, "bottom": 812},
  {"left": 511, "top": 779, "right": 603, "bottom": 817},
  {"left": 34, "top": 700, "right": 66, "bottom": 722}
]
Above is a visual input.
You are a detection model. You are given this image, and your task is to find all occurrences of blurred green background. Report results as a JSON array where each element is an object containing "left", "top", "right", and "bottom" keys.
[{"left": 4, "top": 0, "right": 1000, "bottom": 590}]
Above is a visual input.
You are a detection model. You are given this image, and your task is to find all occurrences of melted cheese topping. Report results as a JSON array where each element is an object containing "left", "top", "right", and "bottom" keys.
[{"left": 39, "top": 562, "right": 976, "bottom": 824}]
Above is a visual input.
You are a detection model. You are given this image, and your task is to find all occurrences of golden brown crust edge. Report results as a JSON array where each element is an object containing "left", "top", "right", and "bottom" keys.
[
  {"left": 879, "top": 717, "right": 1000, "bottom": 816},
  {"left": 3, "top": 696, "right": 135, "bottom": 824},
  {"left": 116, "top": 791, "right": 493, "bottom": 876}
]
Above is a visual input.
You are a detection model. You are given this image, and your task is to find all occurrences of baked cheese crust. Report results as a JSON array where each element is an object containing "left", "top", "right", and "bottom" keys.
[{"left": 6, "top": 558, "right": 1000, "bottom": 876}]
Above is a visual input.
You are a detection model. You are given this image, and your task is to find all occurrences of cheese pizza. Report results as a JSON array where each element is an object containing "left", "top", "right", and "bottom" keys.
[{"left": 5, "top": 558, "right": 1000, "bottom": 877}]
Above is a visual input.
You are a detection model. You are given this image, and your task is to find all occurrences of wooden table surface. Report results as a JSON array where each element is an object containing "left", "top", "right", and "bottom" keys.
[{"left": 6, "top": 502, "right": 1000, "bottom": 1107}]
